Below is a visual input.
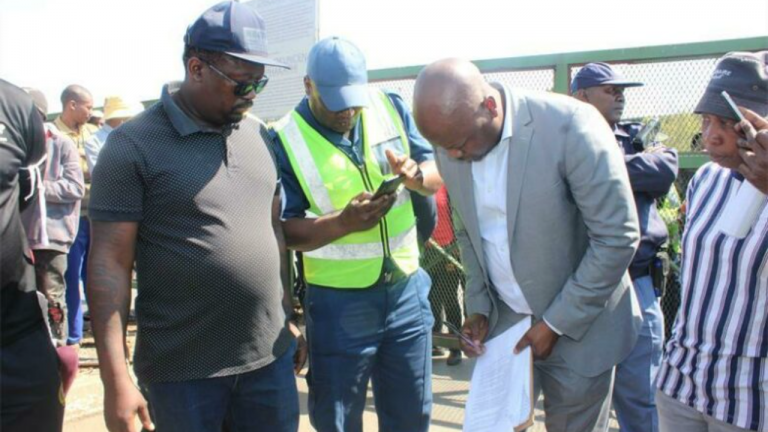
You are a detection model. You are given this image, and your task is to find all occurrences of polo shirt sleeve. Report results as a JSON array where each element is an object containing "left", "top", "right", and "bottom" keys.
[
  {"left": 88, "top": 128, "right": 144, "bottom": 222},
  {"left": 385, "top": 91, "right": 434, "bottom": 164},
  {"left": 258, "top": 123, "right": 282, "bottom": 196},
  {"left": 268, "top": 128, "right": 311, "bottom": 220}
]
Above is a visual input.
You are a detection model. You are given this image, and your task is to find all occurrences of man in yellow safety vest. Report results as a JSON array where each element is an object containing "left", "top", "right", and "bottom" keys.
[{"left": 272, "top": 36, "right": 443, "bottom": 432}]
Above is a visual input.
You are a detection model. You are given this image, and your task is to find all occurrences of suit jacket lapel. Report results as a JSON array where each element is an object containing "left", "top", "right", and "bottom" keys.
[
  {"left": 506, "top": 91, "right": 534, "bottom": 242},
  {"left": 437, "top": 148, "right": 486, "bottom": 275},
  {"left": 455, "top": 158, "right": 485, "bottom": 269}
]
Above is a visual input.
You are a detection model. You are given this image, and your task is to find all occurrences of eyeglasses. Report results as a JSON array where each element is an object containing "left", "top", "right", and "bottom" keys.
[{"left": 200, "top": 58, "right": 269, "bottom": 97}]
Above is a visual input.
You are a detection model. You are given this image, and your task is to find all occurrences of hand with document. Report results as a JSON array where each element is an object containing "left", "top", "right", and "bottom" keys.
[{"left": 463, "top": 317, "right": 534, "bottom": 432}]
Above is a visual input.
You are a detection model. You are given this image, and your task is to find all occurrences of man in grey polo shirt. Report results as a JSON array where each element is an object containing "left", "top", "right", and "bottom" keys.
[{"left": 86, "top": 2, "right": 306, "bottom": 432}]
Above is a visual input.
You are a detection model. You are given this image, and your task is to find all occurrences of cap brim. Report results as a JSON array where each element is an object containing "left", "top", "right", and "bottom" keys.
[
  {"left": 603, "top": 80, "right": 644, "bottom": 88},
  {"left": 694, "top": 90, "right": 768, "bottom": 121},
  {"left": 227, "top": 52, "right": 290, "bottom": 69},
  {"left": 315, "top": 83, "right": 369, "bottom": 111}
]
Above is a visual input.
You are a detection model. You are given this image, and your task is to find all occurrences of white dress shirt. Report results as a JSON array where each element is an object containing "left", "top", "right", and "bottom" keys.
[{"left": 471, "top": 85, "right": 533, "bottom": 316}]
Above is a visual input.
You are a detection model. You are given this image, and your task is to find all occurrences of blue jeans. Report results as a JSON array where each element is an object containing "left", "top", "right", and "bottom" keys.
[
  {"left": 305, "top": 269, "right": 434, "bottom": 432},
  {"left": 65, "top": 216, "right": 89, "bottom": 345},
  {"left": 143, "top": 341, "right": 299, "bottom": 432},
  {"left": 613, "top": 275, "right": 665, "bottom": 432}
]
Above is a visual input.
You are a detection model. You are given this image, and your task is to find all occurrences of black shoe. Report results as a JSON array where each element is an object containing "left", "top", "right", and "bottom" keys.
[{"left": 446, "top": 349, "right": 462, "bottom": 366}]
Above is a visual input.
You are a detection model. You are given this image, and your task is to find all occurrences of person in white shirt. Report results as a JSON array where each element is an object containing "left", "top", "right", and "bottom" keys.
[{"left": 412, "top": 58, "right": 641, "bottom": 432}]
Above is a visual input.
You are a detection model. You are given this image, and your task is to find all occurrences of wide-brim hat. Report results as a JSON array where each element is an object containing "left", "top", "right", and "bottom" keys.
[
  {"left": 695, "top": 51, "right": 768, "bottom": 120},
  {"left": 103, "top": 96, "right": 144, "bottom": 121}
]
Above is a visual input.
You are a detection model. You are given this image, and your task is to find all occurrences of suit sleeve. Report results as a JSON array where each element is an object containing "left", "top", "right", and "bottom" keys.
[{"left": 542, "top": 104, "right": 640, "bottom": 341}]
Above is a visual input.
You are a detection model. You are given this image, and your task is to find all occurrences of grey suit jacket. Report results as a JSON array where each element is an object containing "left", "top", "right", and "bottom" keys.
[{"left": 436, "top": 86, "right": 643, "bottom": 378}]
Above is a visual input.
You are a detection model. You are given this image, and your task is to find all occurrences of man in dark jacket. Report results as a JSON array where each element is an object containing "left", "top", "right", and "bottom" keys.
[
  {"left": 572, "top": 62, "right": 679, "bottom": 432},
  {"left": 0, "top": 78, "right": 64, "bottom": 432}
]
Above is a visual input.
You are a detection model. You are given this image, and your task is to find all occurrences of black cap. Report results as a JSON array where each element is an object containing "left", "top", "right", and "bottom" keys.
[
  {"left": 184, "top": 1, "right": 288, "bottom": 69},
  {"left": 695, "top": 51, "right": 768, "bottom": 120}
]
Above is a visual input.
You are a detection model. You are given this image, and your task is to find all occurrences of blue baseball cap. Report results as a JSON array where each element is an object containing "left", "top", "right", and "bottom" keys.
[
  {"left": 307, "top": 37, "right": 368, "bottom": 111},
  {"left": 185, "top": 1, "right": 288, "bottom": 69},
  {"left": 570, "top": 62, "right": 643, "bottom": 94}
]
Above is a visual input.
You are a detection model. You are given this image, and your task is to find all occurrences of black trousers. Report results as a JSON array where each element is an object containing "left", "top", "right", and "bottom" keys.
[{"left": 1, "top": 326, "right": 64, "bottom": 432}]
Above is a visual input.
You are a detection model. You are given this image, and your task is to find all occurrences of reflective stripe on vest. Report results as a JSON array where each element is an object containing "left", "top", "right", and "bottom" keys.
[
  {"left": 304, "top": 225, "right": 417, "bottom": 260},
  {"left": 279, "top": 117, "right": 335, "bottom": 214},
  {"left": 276, "top": 89, "right": 420, "bottom": 288}
]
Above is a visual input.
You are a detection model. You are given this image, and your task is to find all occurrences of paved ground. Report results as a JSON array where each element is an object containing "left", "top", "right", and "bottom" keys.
[{"left": 64, "top": 327, "right": 620, "bottom": 431}]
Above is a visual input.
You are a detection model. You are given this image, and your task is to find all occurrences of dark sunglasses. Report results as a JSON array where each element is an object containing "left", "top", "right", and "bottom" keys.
[{"left": 200, "top": 58, "right": 269, "bottom": 97}]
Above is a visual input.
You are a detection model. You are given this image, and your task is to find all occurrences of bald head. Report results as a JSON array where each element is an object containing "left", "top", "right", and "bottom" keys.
[
  {"left": 413, "top": 58, "right": 503, "bottom": 161},
  {"left": 414, "top": 58, "right": 485, "bottom": 122},
  {"left": 59, "top": 84, "right": 93, "bottom": 130},
  {"left": 60, "top": 84, "right": 92, "bottom": 106}
]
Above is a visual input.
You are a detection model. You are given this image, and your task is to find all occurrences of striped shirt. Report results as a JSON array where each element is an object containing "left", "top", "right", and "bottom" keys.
[{"left": 657, "top": 162, "right": 768, "bottom": 432}]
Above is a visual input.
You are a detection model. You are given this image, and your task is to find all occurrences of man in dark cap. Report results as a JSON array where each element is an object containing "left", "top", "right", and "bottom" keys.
[
  {"left": 571, "top": 62, "right": 678, "bottom": 432},
  {"left": 656, "top": 51, "right": 768, "bottom": 432},
  {"left": 0, "top": 79, "right": 63, "bottom": 432},
  {"left": 86, "top": 2, "right": 305, "bottom": 431}
]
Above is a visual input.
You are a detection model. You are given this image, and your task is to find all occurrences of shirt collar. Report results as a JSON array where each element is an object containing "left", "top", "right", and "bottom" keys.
[
  {"left": 613, "top": 125, "right": 631, "bottom": 138},
  {"left": 54, "top": 116, "right": 77, "bottom": 136},
  {"left": 494, "top": 83, "right": 513, "bottom": 144},
  {"left": 295, "top": 97, "right": 360, "bottom": 148},
  {"left": 99, "top": 124, "right": 114, "bottom": 135},
  {"left": 161, "top": 82, "right": 204, "bottom": 137}
]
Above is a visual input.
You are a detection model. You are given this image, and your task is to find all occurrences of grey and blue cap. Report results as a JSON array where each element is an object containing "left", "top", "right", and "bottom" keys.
[
  {"left": 571, "top": 62, "right": 643, "bottom": 94},
  {"left": 185, "top": 1, "right": 288, "bottom": 69},
  {"left": 307, "top": 37, "right": 369, "bottom": 111}
]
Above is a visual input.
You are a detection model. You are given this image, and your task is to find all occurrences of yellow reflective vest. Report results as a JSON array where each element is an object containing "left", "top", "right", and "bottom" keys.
[{"left": 274, "top": 89, "right": 420, "bottom": 288}]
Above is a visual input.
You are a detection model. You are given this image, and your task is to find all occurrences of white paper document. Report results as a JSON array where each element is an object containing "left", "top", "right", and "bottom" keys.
[{"left": 463, "top": 316, "right": 534, "bottom": 432}]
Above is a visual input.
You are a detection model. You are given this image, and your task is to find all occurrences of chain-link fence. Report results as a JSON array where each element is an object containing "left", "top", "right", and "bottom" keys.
[{"left": 365, "top": 39, "right": 767, "bottom": 347}]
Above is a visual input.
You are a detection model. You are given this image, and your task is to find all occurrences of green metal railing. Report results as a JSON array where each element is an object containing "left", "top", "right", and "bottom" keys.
[
  {"left": 365, "top": 37, "right": 768, "bottom": 349},
  {"left": 369, "top": 36, "right": 768, "bottom": 170}
]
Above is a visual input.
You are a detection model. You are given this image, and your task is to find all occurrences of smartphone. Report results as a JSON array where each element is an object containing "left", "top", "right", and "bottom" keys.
[
  {"left": 721, "top": 91, "right": 756, "bottom": 142},
  {"left": 372, "top": 175, "right": 405, "bottom": 199},
  {"left": 721, "top": 91, "right": 747, "bottom": 123}
]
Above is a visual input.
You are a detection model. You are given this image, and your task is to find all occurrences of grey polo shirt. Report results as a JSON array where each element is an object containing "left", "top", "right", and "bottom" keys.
[{"left": 89, "top": 82, "right": 292, "bottom": 383}]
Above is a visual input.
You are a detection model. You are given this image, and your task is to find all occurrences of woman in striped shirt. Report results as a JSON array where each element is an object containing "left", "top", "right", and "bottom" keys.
[{"left": 656, "top": 51, "right": 768, "bottom": 432}]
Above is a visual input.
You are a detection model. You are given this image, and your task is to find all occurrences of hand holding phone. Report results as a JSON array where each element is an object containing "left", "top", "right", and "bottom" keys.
[
  {"left": 722, "top": 91, "right": 757, "bottom": 142},
  {"left": 372, "top": 175, "right": 405, "bottom": 199}
]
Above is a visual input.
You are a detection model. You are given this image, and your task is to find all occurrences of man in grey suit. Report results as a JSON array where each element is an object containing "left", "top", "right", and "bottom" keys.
[{"left": 412, "top": 58, "right": 643, "bottom": 432}]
